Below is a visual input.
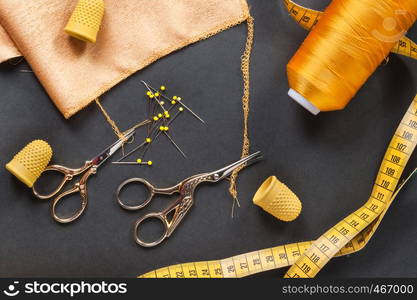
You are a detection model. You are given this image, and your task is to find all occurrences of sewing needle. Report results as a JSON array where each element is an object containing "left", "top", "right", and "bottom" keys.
[{"left": 163, "top": 131, "right": 187, "bottom": 158}]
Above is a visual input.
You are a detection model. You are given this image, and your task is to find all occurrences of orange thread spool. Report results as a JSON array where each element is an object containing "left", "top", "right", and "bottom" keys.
[{"left": 287, "top": 0, "right": 417, "bottom": 115}]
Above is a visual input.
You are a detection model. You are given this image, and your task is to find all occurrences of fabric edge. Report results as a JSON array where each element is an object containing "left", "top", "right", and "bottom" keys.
[
  {"left": 0, "top": 55, "right": 22, "bottom": 64},
  {"left": 63, "top": 2, "right": 251, "bottom": 119}
]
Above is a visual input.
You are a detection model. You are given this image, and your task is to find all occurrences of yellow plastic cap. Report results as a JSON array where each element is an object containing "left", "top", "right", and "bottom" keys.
[
  {"left": 64, "top": 0, "right": 105, "bottom": 43},
  {"left": 253, "top": 176, "right": 302, "bottom": 222},
  {"left": 6, "top": 140, "right": 53, "bottom": 188}
]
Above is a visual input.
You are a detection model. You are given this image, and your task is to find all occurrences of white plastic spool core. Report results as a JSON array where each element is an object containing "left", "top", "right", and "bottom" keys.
[{"left": 288, "top": 89, "right": 320, "bottom": 115}]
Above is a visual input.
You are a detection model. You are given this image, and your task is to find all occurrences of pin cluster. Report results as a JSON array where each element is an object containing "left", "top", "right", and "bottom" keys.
[{"left": 112, "top": 81, "right": 204, "bottom": 166}]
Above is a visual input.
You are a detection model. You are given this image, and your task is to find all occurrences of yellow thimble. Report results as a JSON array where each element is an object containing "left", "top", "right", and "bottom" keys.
[
  {"left": 64, "top": 0, "right": 105, "bottom": 43},
  {"left": 253, "top": 176, "right": 302, "bottom": 222},
  {"left": 5, "top": 140, "right": 53, "bottom": 188}
]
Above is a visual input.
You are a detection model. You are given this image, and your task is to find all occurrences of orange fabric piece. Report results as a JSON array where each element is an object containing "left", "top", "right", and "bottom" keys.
[{"left": 0, "top": 0, "right": 249, "bottom": 118}]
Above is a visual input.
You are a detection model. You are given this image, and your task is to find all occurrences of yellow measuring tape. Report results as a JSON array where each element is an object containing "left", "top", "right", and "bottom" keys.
[
  {"left": 283, "top": 0, "right": 417, "bottom": 61},
  {"left": 138, "top": 1, "right": 417, "bottom": 278}
]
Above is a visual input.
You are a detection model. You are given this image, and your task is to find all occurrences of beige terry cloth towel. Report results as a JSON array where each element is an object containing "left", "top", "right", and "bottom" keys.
[{"left": 0, "top": 0, "right": 250, "bottom": 118}]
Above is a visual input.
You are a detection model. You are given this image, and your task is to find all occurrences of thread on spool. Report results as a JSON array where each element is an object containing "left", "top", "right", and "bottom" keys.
[
  {"left": 5, "top": 140, "right": 53, "bottom": 188},
  {"left": 287, "top": 0, "right": 417, "bottom": 113},
  {"left": 253, "top": 176, "right": 302, "bottom": 222},
  {"left": 64, "top": 0, "right": 105, "bottom": 43}
]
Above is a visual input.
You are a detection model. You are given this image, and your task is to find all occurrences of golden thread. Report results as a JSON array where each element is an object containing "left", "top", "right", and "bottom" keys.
[
  {"left": 95, "top": 98, "right": 125, "bottom": 140},
  {"left": 130, "top": 119, "right": 152, "bottom": 131},
  {"left": 95, "top": 98, "right": 151, "bottom": 145},
  {"left": 228, "top": 15, "right": 254, "bottom": 207},
  {"left": 284, "top": 0, "right": 417, "bottom": 62},
  {"left": 287, "top": 0, "right": 417, "bottom": 112}
]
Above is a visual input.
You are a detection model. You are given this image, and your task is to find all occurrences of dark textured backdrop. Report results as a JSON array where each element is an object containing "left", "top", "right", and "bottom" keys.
[{"left": 0, "top": 0, "right": 416, "bottom": 278}]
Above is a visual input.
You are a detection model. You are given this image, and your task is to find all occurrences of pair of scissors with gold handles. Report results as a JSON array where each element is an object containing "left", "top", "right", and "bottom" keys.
[
  {"left": 116, "top": 151, "right": 262, "bottom": 247},
  {"left": 33, "top": 129, "right": 136, "bottom": 224}
]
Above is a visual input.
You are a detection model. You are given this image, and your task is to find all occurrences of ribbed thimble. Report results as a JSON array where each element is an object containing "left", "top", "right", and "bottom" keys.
[
  {"left": 64, "top": 0, "right": 105, "bottom": 43},
  {"left": 6, "top": 140, "right": 53, "bottom": 188},
  {"left": 253, "top": 176, "right": 302, "bottom": 222}
]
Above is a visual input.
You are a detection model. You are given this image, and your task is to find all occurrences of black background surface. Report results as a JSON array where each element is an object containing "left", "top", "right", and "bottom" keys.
[{"left": 0, "top": 0, "right": 416, "bottom": 278}]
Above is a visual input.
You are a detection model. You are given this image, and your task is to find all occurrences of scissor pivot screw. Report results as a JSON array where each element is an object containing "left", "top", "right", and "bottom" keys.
[{"left": 214, "top": 174, "right": 220, "bottom": 180}]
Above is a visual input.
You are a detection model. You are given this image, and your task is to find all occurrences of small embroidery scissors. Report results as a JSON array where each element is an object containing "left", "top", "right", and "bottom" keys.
[
  {"left": 33, "top": 129, "right": 136, "bottom": 224},
  {"left": 116, "top": 151, "right": 262, "bottom": 247}
]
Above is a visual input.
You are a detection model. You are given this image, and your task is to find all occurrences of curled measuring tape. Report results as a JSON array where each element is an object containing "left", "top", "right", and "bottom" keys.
[
  {"left": 139, "top": 94, "right": 417, "bottom": 278},
  {"left": 283, "top": 0, "right": 417, "bottom": 61}
]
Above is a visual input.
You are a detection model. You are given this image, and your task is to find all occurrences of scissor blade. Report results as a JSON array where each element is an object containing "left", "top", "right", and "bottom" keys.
[
  {"left": 214, "top": 151, "right": 262, "bottom": 181},
  {"left": 91, "top": 129, "right": 136, "bottom": 168}
]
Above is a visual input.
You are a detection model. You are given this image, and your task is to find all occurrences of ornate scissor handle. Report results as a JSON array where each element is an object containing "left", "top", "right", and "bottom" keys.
[
  {"left": 116, "top": 178, "right": 179, "bottom": 211},
  {"left": 133, "top": 212, "right": 170, "bottom": 247},
  {"left": 32, "top": 161, "right": 93, "bottom": 199},
  {"left": 50, "top": 166, "right": 96, "bottom": 223},
  {"left": 133, "top": 195, "right": 194, "bottom": 247}
]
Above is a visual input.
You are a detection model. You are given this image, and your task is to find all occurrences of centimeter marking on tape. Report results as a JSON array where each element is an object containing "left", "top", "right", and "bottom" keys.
[
  {"left": 139, "top": 94, "right": 417, "bottom": 278},
  {"left": 283, "top": 0, "right": 417, "bottom": 60}
]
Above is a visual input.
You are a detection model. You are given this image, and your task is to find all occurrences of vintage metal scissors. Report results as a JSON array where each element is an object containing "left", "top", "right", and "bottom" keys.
[
  {"left": 33, "top": 129, "right": 136, "bottom": 224},
  {"left": 116, "top": 151, "right": 262, "bottom": 247}
]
